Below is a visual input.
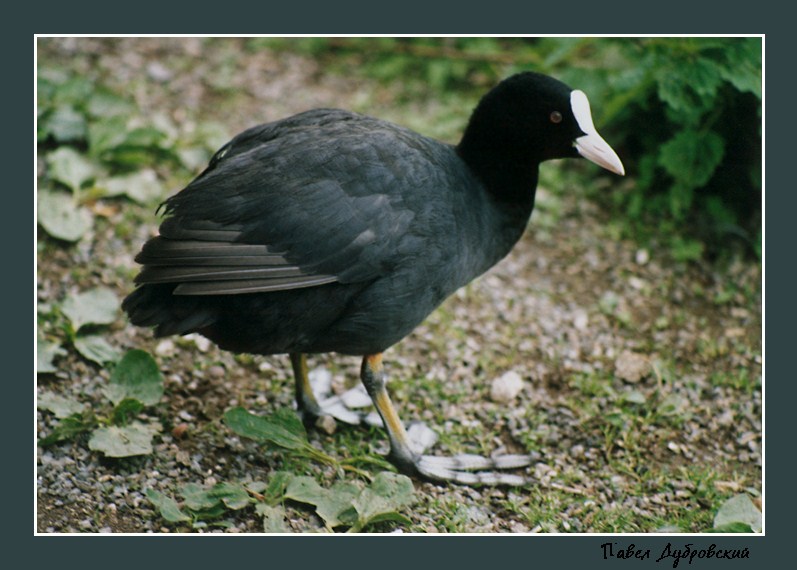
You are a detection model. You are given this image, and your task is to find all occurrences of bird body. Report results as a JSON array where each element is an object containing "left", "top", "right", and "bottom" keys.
[
  {"left": 123, "top": 72, "right": 624, "bottom": 484},
  {"left": 125, "top": 109, "right": 534, "bottom": 356}
]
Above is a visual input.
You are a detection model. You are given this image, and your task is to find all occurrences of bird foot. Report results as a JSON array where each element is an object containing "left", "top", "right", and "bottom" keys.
[
  {"left": 404, "top": 452, "right": 534, "bottom": 486},
  {"left": 299, "top": 369, "right": 382, "bottom": 427}
]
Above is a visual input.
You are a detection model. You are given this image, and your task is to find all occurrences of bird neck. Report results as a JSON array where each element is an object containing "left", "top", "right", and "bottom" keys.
[{"left": 455, "top": 137, "right": 539, "bottom": 222}]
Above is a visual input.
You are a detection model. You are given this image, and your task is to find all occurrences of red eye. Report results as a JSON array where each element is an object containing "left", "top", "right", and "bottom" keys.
[{"left": 550, "top": 111, "right": 563, "bottom": 124}]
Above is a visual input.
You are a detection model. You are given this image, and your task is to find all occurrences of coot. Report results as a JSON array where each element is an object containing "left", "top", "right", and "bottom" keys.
[{"left": 123, "top": 71, "right": 624, "bottom": 485}]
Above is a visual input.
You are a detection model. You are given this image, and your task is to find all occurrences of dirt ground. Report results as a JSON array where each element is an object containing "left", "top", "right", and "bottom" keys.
[{"left": 36, "top": 38, "right": 762, "bottom": 533}]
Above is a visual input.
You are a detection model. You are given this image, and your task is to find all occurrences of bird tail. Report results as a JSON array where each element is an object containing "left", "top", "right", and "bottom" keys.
[{"left": 122, "top": 284, "right": 217, "bottom": 338}]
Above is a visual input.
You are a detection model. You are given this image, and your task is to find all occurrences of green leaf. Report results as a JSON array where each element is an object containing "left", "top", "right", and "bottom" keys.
[
  {"left": 181, "top": 483, "right": 222, "bottom": 511},
  {"left": 74, "top": 334, "right": 122, "bottom": 365},
  {"left": 37, "top": 189, "right": 93, "bottom": 242},
  {"left": 713, "top": 494, "right": 761, "bottom": 533},
  {"left": 285, "top": 477, "right": 361, "bottom": 529},
  {"left": 655, "top": 57, "right": 723, "bottom": 123},
  {"left": 38, "top": 392, "right": 86, "bottom": 419},
  {"left": 709, "top": 522, "right": 754, "bottom": 533},
  {"left": 46, "top": 147, "right": 98, "bottom": 192},
  {"left": 87, "top": 89, "right": 134, "bottom": 118},
  {"left": 104, "top": 349, "right": 164, "bottom": 406},
  {"left": 670, "top": 237, "right": 705, "bottom": 263},
  {"left": 350, "top": 472, "right": 415, "bottom": 531},
  {"left": 224, "top": 407, "right": 308, "bottom": 451},
  {"left": 62, "top": 287, "right": 119, "bottom": 330},
  {"left": 98, "top": 169, "right": 164, "bottom": 204},
  {"left": 88, "top": 116, "right": 129, "bottom": 157},
  {"left": 43, "top": 105, "right": 87, "bottom": 142},
  {"left": 88, "top": 423, "right": 160, "bottom": 457},
  {"left": 717, "top": 38, "right": 762, "bottom": 98},
  {"left": 37, "top": 339, "right": 66, "bottom": 373},
  {"left": 208, "top": 482, "right": 252, "bottom": 510},
  {"left": 110, "top": 398, "right": 146, "bottom": 425},
  {"left": 52, "top": 75, "right": 94, "bottom": 107},
  {"left": 262, "top": 471, "right": 294, "bottom": 503},
  {"left": 39, "top": 413, "right": 96, "bottom": 446},
  {"left": 146, "top": 489, "right": 191, "bottom": 523},
  {"left": 621, "top": 390, "right": 647, "bottom": 405},
  {"left": 257, "top": 504, "right": 291, "bottom": 533},
  {"left": 658, "top": 130, "right": 725, "bottom": 189}
]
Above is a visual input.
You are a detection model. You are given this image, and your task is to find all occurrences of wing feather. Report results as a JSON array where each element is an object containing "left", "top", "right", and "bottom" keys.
[{"left": 130, "top": 110, "right": 442, "bottom": 298}]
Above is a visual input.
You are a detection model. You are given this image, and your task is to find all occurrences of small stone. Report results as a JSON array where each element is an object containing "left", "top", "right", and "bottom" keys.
[
  {"left": 573, "top": 309, "right": 589, "bottom": 331},
  {"left": 147, "top": 61, "right": 173, "bottom": 82},
  {"left": 171, "top": 423, "right": 189, "bottom": 439},
  {"left": 207, "top": 365, "right": 225, "bottom": 379},
  {"left": 490, "top": 371, "right": 524, "bottom": 403},
  {"left": 155, "top": 339, "right": 175, "bottom": 356},
  {"left": 615, "top": 351, "right": 651, "bottom": 383},
  {"left": 635, "top": 248, "right": 650, "bottom": 265},
  {"left": 308, "top": 367, "right": 333, "bottom": 398},
  {"left": 315, "top": 414, "right": 337, "bottom": 435},
  {"left": 185, "top": 334, "right": 211, "bottom": 352},
  {"left": 407, "top": 421, "right": 439, "bottom": 454}
]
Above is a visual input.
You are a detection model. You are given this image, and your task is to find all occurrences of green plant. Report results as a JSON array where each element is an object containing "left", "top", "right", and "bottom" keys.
[
  {"left": 38, "top": 350, "right": 164, "bottom": 457},
  {"left": 579, "top": 37, "right": 762, "bottom": 259},
  {"left": 36, "top": 68, "right": 215, "bottom": 243},
  {"left": 147, "top": 470, "right": 415, "bottom": 532}
]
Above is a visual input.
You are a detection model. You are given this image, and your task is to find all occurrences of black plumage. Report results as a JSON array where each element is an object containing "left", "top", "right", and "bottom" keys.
[{"left": 123, "top": 72, "right": 624, "bottom": 484}]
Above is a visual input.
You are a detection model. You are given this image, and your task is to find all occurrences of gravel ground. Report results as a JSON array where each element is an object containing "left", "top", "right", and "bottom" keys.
[{"left": 36, "top": 38, "right": 762, "bottom": 533}]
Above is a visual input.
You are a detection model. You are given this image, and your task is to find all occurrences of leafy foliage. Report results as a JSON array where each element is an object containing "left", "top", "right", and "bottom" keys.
[
  {"left": 37, "top": 68, "right": 187, "bottom": 243},
  {"left": 147, "top": 471, "right": 415, "bottom": 532},
  {"left": 712, "top": 494, "right": 762, "bottom": 533},
  {"left": 38, "top": 350, "right": 164, "bottom": 457},
  {"left": 40, "top": 287, "right": 123, "bottom": 366}
]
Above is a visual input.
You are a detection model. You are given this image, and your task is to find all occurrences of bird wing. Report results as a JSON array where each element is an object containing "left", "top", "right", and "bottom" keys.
[{"left": 134, "top": 110, "right": 435, "bottom": 296}]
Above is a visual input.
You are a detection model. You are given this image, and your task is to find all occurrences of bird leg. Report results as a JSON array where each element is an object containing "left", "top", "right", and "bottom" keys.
[
  {"left": 290, "top": 353, "right": 323, "bottom": 421},
  {"left": 360, "top": 353, "right": 534, "bottom": 485},
  {"left": 290, "top": 352, "right": 376, "bottom": 426}
]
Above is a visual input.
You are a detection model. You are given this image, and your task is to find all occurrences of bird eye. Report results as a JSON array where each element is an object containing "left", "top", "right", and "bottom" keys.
[{"left": 550, "top": 111, "right": 563, "bottom": 124}]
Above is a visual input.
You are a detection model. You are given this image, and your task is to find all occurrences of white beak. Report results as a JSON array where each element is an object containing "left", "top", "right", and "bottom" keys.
[{"left": 571, "top": 90, "right": 625, "bottom": 176}]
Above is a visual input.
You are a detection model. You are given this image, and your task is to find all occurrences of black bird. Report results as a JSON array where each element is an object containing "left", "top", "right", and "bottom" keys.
[{"left": 123, "top": 72, "right": 624, "bottom": 485}]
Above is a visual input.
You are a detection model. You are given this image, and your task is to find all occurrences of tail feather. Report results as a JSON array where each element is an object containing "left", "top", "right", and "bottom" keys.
[{"left": 122, "top": 284, "right": 217, "bottom": 337}]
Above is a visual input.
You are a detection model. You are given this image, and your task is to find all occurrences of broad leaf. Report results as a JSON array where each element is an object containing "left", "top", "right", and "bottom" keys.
[
  {"left": 224, "top": 407, "right": 308, "bottom": 451},
  {"left": 104, "top": 350, "right": 164, "bottom": 406},
  {"left": 285, "top": 477, "right": 360, "bottom": 529},
  {"left": 37, "top": 340, "right": 66, "bottom": 373},
  {"left": 39, "top": 413, "right": 96, "bottom": 446},
  {"left": 37, "top": 189, "right": 93, "bottom": 242},
  {"left": 38, "top": 392, "right": 86, "bottom": 419},
  {"left": 74, "top": 334, "right": 122, "bottom": 365},
  {"left": 658, "top": 130, "right": 725, "bottom": 189},
  {"left": 99, "top": 169, "right": 164, "bottom": 204},
  {"left": 181, "top": 483, "right": 222, "bottom": 511},
  {"left": 62, "top": 287, "right": 119, "bottom": 330},
  {"left": 146, "top": 489, "right": 190, "bottom": 523},
  {"left": 208, "top": 482, "right": 251, "bottom": 510},
  {"left": 257, "top": 504, "right": 291, "bottom": 533},
  {"left": 46, "top": 147, "right": 97, "bottom": 192},
  {"left": 110, "top": 398, "right": 146, "bottom": 425},
  {"left": 88, "top": 423, "right": 159, "bottom": 457},
  {"left": 713, "top": 494, "right": 761, "bottom": 533},
  {"left": 87, "top": 90, "right": 134, "bottom": 118},
  {"left": 44, "top": 105, "right": 87, "bottom": 143},
  {"left": 351, "top": 472, "right": 415, "bottom": 531}
]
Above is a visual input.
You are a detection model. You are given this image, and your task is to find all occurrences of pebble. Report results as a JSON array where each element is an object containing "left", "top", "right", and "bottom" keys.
[
  {"left": 615, "top": 351, "right": 650, "bottom": 383},
  {"left": 147, "top": 61, "right": 173, "bottom": 82},
  {"left": 490, "top": 371, "right": 524, "bottom": 403},
  {"left": 155, "top": 339, "right": 175, "bottom": 356}
]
